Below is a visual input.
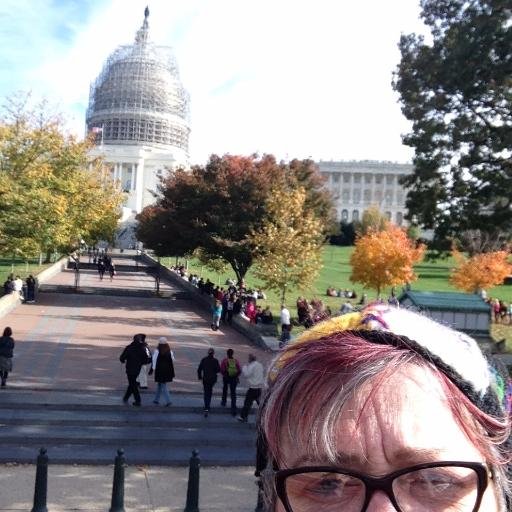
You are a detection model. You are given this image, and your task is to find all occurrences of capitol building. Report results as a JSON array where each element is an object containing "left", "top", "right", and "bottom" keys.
[
  {"left": 85, "top": 9, "right": 412, "bottom": 234},
  {"left": 86, "top": 7, "right": 189, "bottom": 221},
  {"left": 317, "top": 160, "right": 412, "bottom": 225}
]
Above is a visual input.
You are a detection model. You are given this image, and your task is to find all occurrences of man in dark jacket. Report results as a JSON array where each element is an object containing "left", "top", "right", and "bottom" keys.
[
  {"left": 197, "top": 347, "right": 220, "bottom": 417},
  {"left": 120, "top": 334, "right": 151, "bottom": 406}
]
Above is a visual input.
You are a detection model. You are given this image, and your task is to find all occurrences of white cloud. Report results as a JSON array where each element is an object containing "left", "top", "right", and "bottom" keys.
[{"left": 1, "top": 0, "right": 430, "bottom": 164}]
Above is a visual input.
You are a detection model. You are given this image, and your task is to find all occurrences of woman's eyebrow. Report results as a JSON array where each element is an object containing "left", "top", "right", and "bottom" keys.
[{"left": 289, "top": 448, "right": 448, "bottom": 468}]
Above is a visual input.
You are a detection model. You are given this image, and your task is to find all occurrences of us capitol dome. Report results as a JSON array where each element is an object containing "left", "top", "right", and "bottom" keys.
[{"left": 86, "top": 6, "right": 190, "bottom": 222}]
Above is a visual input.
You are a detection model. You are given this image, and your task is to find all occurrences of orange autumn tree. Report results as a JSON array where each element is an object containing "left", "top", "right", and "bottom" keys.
[
  {"left": 450, "top": 250, "right": 512, "bottom": 293},
  {"left": 350, "top": 223, "right": 425, "bottom": 297}
]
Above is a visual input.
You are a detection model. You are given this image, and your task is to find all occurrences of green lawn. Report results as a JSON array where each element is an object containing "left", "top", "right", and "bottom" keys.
[
  {"left": 162, "top": 245, "right": 512, "bottom": 347},
  {"left": 163, "top": 245, "right": 512, "bottom": 307},
  {"left": 0, "top": 257, "right": 58, "bottom": 288}
]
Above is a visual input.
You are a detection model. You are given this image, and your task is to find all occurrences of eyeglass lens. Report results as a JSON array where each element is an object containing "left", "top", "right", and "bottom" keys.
[{"left": 284, "top": 466, "right": 479, "bottom": 512}]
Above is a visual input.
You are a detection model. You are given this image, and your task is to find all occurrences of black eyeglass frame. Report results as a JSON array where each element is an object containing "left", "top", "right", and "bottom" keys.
[{"left": 275, "top": 461, "right": 489, "bottom": 512}]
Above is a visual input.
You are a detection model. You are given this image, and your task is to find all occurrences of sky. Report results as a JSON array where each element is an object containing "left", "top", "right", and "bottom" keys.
[{"left": 0, "top": 0, "right": 430, "bottom": 165}]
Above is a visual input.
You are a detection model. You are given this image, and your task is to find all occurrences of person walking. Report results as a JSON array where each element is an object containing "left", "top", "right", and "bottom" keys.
[
  {"left": 211, "top": 300, "right": 223, "bottom": 330},
  {"left": 136, "top": 334, "right": 151, "bottom": 389},
  {"left": 120, "top": 334, "right": 151, "bottom": 406},
  {"left": 280, "top": 304, "right": 291, "bottom": 338},
  {"left": 97, "top": 259, "right": 106, "bottom": 280},
  {"left": 150, "top": 337, "right": 175, "bottom": 406},
  {"left": 0, "top": 327, "right": 15, "bottom": 387},
  {"left": 237, "top": 353, "right": 265, "bottom": 423},
  {"left": 109, "top": 263, "right": 116, "bottom": 281},
  {"left": 197, "top": 347, "right": 220, "bottom": 417},
  {"left": 220, "top": 348, "right": 241, "bottom": 416}
]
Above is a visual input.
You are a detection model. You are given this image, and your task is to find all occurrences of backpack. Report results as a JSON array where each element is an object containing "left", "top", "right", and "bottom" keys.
[{"left": 227, "top": 358, "right": 238, "bottom": 378}]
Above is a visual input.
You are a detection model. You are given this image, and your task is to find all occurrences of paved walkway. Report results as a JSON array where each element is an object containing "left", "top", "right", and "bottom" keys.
[
  {"left": 0, "top": 259, "right": 273, "bottom": 510},
  {"left": 2, "top": 264, "right": 272, "bottom": 393},
  {"left": 0, "top": 465, "right": 258, "bottom": 511}
]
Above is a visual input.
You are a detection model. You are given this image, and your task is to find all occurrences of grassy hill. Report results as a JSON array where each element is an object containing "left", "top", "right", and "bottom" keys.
[
  {"left": 162, "top": 245, "right": 512, "bottom": 350},
  {"left": 163, "top": 245, "right": 512, "bottom": 306}
]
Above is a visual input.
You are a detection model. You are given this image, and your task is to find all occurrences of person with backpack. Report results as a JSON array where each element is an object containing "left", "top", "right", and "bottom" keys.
[
  {"left": 120, "top": 333, "right": 151, "bottom": 406},
  {"left": 220, "top": 348, "right": 241, "bottom": 416}
]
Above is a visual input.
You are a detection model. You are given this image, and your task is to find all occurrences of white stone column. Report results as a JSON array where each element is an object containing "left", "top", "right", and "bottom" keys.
[{"left": 135, "top": 157, "right": 145, "bottom": 213}]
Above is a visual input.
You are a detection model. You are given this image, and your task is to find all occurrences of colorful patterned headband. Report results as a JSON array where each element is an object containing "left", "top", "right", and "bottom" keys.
[{"left": 274, "top": 304, "right": 511, "bottom": 418}]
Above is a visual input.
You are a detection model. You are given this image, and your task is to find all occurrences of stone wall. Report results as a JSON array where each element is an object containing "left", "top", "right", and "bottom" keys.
[
  {"left": 0, "top": 257, "right": 68, "bottom": 319},
  {"left": 141, "top": 254, "right": 276, "bottom": 350}
]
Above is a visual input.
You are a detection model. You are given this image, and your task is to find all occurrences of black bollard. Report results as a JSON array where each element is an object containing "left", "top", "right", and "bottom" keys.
[
  {"left": 184, "top": 449, "right": 200, "bottom": 512},
  {"left": 255, "top": 479, "right": 265, "bottom": 512},
  {"left": 109, "top": 449, "right": 126, "bottom": 512},
  {"left": 31, "top": 447, "right": 48, "bottom": 512}
]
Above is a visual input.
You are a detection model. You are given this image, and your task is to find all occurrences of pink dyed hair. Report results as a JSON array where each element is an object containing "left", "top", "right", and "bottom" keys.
[{"left": 260, "top": 331, "right": 510, "bottom": 497}]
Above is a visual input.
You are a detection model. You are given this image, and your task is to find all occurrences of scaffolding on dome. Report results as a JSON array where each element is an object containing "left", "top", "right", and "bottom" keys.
[{"left": 86, "top": 8, "right": 190, "bottom": 152}]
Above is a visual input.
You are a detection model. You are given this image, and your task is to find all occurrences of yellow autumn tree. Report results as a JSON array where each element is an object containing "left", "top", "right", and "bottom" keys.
[
  {"left": 0, "top": 95, "right": 123, "bottom": 259},
  {"left": 350, "top": 223, "right": 425, "bottom": 297},
  {"left": 450, "top": 250, "right": 512, "bottom": 293},
  {"left": 251, "top": 187, "right": 325, "bottom": 304}
]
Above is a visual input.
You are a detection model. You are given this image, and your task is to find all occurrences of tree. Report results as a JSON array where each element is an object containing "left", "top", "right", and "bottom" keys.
[
  {"left": 330, "top": 221, "right": 357, "bottom": 246},
  {"left": 356, "top": 205, "right": 389, "bottom": 236},
  {"left": 0, "top": 95, "right": 123, "bottom": 259},
  {"left": 350, "top": 224, "right": 426, "bottom": 297},
  {"left": 450, "top": 249, "right": 511, "bottom": 293},
  {"left": 136, "top": 154, "right": 335, "bottom": 283},
  {"left": 393, "top": 0, "right": 512, "bottom": 252},
  {"left": 250, "top": 187, "right": 325, "bottom": 303}
]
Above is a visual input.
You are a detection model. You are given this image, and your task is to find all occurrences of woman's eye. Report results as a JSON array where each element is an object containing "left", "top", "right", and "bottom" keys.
[{"left": 310, "top": 478, "right": 340, "bottom": 493}]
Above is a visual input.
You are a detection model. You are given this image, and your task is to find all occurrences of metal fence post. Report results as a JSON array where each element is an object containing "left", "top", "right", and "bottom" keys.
[
  {"left": 184, "top": 449, "right": 200, "bottom": 512},
  {"left": 31, "top": 447, "right": 48, "bottom": 512},
  {"left": 109, "top": 449, "right": 126, "bottom": 512}
]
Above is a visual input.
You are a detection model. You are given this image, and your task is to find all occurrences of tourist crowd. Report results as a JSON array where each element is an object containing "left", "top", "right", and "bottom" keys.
[
  {"left": 119, "top": 331, "right": 264, "bottom": 422},
  {"left": 2, "top": 274, "right": 37, "bottom": 303}
]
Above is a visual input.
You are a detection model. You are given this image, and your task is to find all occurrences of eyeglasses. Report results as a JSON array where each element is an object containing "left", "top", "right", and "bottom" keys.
[{"left": 275, "top": 461, "right": 489, "bottom": 512}]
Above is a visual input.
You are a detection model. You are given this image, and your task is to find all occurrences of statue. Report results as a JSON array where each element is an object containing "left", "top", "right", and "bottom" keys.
[{"left": 144, "top": 6, "right": 149, "bottom": 20}]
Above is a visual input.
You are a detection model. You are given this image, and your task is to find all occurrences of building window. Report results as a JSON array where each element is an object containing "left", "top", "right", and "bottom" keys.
[
  {"left": 353, "top": 173, "right": 361, "bottom": 184},
  {"left": 353, "top": 189, "right": 361, "bottom": 204},
  {"left": 341, "top": 209, "right": 349, "bottom": 222},
  {"left": 352, "top": 210, "right": 359, "bottom": 222},
  {"left": 342, "top": 190, "right": 350, "bottom": 202},
  {"left": 332, "top": 173, "right": 340, "bottom": 183},
  {"left": 375, "top": 174, "right": 383, "bottom": 184},
  {"left": 363, "top": 189, "right": 371, "bottom": 202},
  {"left": 375, "top": 190, "right": 383, "bottom": 203},
  {"left": 396, "top": 192, "right": 404, "bottom": 205},
  {"left": 343, "top": 173, "right": 351, "bottom": 183},
  {"left": 396, "top": 212, "right": 403, "bottom": 226},
  {"left": 385, "top": 211, "right": 392, "bottom": 220},
  {"left": 386, "top": 174, "right": 395, "bottom": 185},
  {"left": 364, "top": 174, "right": 372, "bottom": 184},
  {"left": 385, "top": 189, "right": 394, "bottom": 206}
]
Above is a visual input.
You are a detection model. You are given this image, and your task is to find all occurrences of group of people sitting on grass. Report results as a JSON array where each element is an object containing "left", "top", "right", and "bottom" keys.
[
  {"left": 486, "top": 296, "right": 512, "bottom": 324},
  {"left": 326, "top": 286, "right": 358, "bottom": 299}
]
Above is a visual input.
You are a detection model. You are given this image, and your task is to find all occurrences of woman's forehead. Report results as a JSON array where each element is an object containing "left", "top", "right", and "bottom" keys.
[{"left": 281, "top": 365, "right": 483, "bottom": 470}]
